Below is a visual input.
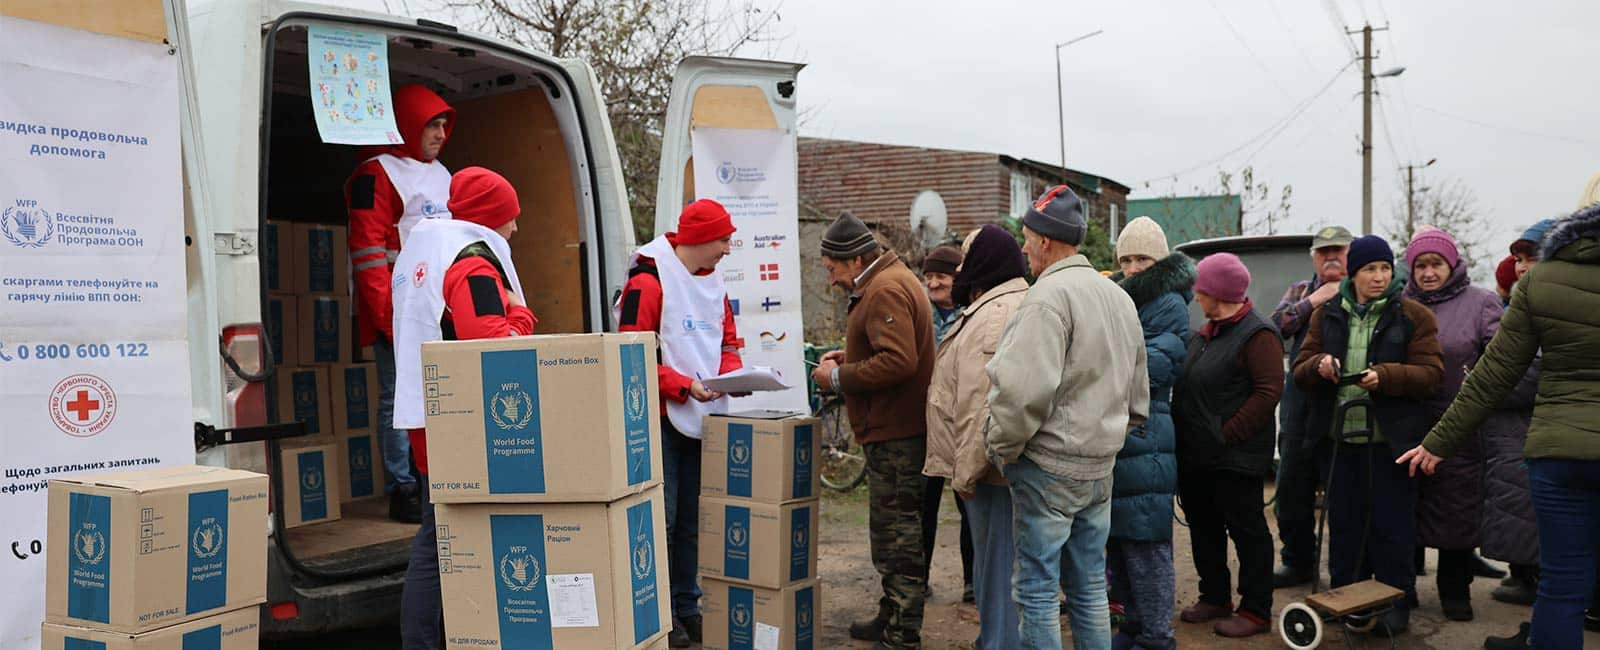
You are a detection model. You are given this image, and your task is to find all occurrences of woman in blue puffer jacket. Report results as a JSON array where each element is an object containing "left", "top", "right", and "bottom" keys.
[{"left": 1106, "top": 216, "right": 1193, "bottom": 650}]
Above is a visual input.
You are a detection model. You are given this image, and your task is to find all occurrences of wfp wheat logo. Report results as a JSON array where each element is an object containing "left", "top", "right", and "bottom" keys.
[
  {"left": 730, "top": 439, "right": 751, "bottom": 466},
  {"left": 295, "top": 382, "right": 316, "bottom": 409},
  {"left": 499, "top": 550, "right": 542, "bottom": 592},
  {"left": 301, "top": 465, "right": 324, "bottom": 491},
  {"left": 3, "top": 200, "right": 53, "bottom": 248},
  {"left": 73, "top": 524, "right": 106, "bottom": 566},
  {"left": 795, "top": 441, "right": 811, "bottom": 466},
  {"left": 191, "top": 519, "right": 225, "bottom": 559},
  {"left": 731, "top": 602, "right": 752, "bottom": 628},
  {"left": 631, "top": 534, "right": 654, "bottom": 580},
  {"left": 792, "top": 527, "right": 808, "bottom": 550},
  {"left": 797, "top": 600, "right": 813, "bottom": 629},
  {"left": 624, "top": 384, "right": 646, "bottom": 421},
  {"left": 490, "top": 386, "right": 535, "bottom": 431},
  {"left": 716, "top": 161, "right": 737, "bottom": 184},
  {"left": 726, "top": 520, "right": 749, "bottom": 548},
  {"left": 350, "top": 445, "right": 372, "bottom": 472},
  {"left": 311, "top": 234, "right": 332, "bottom": 265}
]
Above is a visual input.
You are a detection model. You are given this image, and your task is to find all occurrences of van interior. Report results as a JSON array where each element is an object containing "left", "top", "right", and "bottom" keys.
[{"left": 237, "top": 19, "right": 598, "bottom": 582}]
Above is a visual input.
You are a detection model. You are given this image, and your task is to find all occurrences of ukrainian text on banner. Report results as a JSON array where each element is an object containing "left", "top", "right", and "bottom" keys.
[
  {"left": 0, "top": 17, "right": 194, "bottom": 649},
  {"left": 690, "top": 127, "right": 807, "bottom": 413}
]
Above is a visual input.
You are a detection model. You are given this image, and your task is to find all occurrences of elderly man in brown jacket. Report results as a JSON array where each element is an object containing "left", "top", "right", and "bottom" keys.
[{"left": 811, "top": 212, "right": 935, "bottom": 650}]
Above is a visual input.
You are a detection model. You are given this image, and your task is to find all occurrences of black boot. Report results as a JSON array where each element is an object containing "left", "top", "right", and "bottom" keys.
[
  {"left": 679, "top": 614, "right": 702, "bottom": 643},
  {"left": 1442, "top": 599, "right": 1474, "bottom": 622},
  {"left": 1483, "top": 622, "right": 1531, "bottom": 650},
  {"left": 1369, "top": 607, "right": 1409, "bottom": 638},
  {"left": 389, "top": 482, "right": 422, "bottom": 524},
  {"left": 668, "top": 622, "right": 691, "bottom": 648},
  {"left": 1472, "top": 553, "right": 1508, "bottom": 579},
  {"left": 1273, "top": 564, "right": 1314, "bottom": 588},
  {"left": 849, "top": 616, "right": 886, "bottom": 642},
  {"left": 1492, "top": 578, "right": 1537, "bottom": 606}
]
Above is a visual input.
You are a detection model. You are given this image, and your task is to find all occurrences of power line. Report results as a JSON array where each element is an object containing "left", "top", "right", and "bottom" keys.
[
  {"left": 1412, "top": 104, "right": 1600, "bottom": 147},
  {"left": 1263, "top": 0, "right": 1321, "bottom": 76},
  {"left": 1322, "top": 0, "right": 1359, "bottom": 57},
  {"left": 1207, "top": 0, "right": 1295, "bottom": 103}
]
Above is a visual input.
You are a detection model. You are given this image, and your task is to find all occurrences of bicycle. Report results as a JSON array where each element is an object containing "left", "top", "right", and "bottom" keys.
[{"left": 804, "top": 344, "right": 868, "bottom": 492}]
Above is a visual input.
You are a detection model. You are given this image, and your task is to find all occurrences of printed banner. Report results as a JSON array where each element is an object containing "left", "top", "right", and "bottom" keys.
[
  {"left": 0, "top": 17, "right": 194, "bottom": 648},
  {"left": 690, "top": 127, "right": 808, "bottom": 413},
  {"left": 307, "top": 25, "right": 401, "bottom": 145}
]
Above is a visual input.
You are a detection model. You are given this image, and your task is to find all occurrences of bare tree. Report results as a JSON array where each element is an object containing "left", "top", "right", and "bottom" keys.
[
  {"left": 1215, "top": 166, "right": 1292, "bottom": 236},
  {"left": 1385, "top": 178, "right": 1494, "bottom": 283},
  {"left": 439, "top": 0, "right": 784, "bottom": 242}
]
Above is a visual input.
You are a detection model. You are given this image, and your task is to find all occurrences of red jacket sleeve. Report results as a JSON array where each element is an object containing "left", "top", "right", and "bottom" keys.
[
  {"left": 346, "top": 159, "right": 402, "bottom": 342},
  {"left": 719, "top": 295, "right": 743, "bottom": 374},
  {"left": 617, "top": 269, "right": 694, "bottom": 405},
  {"left": 442, "top": 256, "right": 537, "bottom": 339}
]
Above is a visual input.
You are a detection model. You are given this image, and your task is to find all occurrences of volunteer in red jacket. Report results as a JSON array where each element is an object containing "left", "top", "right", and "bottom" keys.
[
  {"left": 345, "top": 83, "right": 456, "bottom": 523},
  {"left": 390, "top": 167, "right": 535, "bottom": 650},
  {"left": 614, "top": 199, "right": 743, "bottom": 648}
]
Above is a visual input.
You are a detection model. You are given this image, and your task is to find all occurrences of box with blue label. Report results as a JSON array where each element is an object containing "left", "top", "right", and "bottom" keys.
[
  {"left": 338, "top": 432, "right": 387, "bottom": 503},
  {"left": 289, "top": 223, "right": 348, "bottom": 296},
  {"left": 700, "top": 577, "right": 819, "bottom": 650},
  {"left": 40, "top": 605, "right": 260, "bottom": 649},
  {"left": 433, "top": 486, "right": 671, "bottom": 649},
  {"left": 296, "top": 295, "right": 353, "bottom": 367},
  {"left": 421, "top": 332, "right": 663, "bottom": 503},
  {"left": 280, "top": 444, "right": 342, "bottom": 528},
  {"left": 44, "top": 465, "right": 268, "bottom": 634},
  {"left": 697, "top": 496, "right": 818, "bottom": 589},
  {"left": 330, "top": 363, "right": 378, "bottom": 435},
  {"left": 265, "top": 294, "right": 299, "bottom": 369},
  {"left": 701, "top": 413, "right": 821, "bottom": 505},
  {"left": 270, "top": 366, "right": 332, "bottom": 439},
  {"left": 263, "top": 220, "right": 295, "bottom": 294}
]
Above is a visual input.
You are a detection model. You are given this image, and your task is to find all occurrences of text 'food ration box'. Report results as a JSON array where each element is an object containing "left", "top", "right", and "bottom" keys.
[{"left": 41, "top": 605, "right": 260, "bottom": 650}]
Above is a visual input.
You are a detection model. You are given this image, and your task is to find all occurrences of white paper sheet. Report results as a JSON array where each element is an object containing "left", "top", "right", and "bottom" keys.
[
  {"left": 754, "top": 622, "right": 781, "bottom": 650},
  {"left": 547, "top": 573, "right": 600, "bottom": 628},
  {"left": 701, "top": 366, "right": 791, "bottom": 393}
]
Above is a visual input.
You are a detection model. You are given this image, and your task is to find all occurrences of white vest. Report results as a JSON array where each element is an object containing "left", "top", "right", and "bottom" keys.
[
  {"left": 612, "top": 235, "right": 731, "bottom": 438},
  {"left": 391, "top": 219, "right": 523, "bottom": 430},
  {"left": 371, "top": 153, "right": 452, "bottom": 247}
]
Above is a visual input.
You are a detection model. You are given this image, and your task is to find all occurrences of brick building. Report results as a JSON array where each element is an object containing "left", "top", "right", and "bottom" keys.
[{"left": 798, "top": 136, "right": 1131, "bottom": 239}]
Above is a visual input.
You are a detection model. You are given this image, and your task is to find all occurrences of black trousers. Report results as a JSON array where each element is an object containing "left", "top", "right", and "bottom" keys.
[
  {"left": 1319, "top": 442, "right": 1418, "bottom": 608},
  {"left": 1436, "top": 548, "right": 1475, "bottom": 602},
  {"left": 1179, "top": 467, "right": 1274, "bottom": 619},
  {"left": 921, "top": 476, "right": 974, "bottom": 585},
  {"left": 1275, "top": 437, "right": 1321, "bottom": 571}
]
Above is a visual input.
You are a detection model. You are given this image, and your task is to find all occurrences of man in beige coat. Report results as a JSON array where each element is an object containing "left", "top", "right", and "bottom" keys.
[
  {"left": 924, "top": 224, "right": 1029, "bottom": 649},
  {"left": 986, "top": 186, "right": 1149, "bottom": 650}
]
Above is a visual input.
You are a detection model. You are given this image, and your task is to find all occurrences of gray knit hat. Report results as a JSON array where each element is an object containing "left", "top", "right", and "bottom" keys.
[
  {"left": 821, "top": 211, "right": 879, "bottom": 259},
  {"left": 1021, "top": 185, "right": 1087, "bottom": 246}
]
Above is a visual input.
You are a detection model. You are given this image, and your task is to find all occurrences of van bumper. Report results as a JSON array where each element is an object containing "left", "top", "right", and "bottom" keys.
[{"left": 261, "top": 540, "right": 407, "bottom": 637}]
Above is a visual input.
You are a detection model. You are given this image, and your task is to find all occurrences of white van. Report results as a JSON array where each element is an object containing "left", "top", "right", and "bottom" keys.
[{"left": 75, "top": 0, "right": 801, "bottom": 636}]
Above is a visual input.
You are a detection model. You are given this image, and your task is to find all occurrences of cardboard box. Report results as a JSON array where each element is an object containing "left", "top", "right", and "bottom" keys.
[
  {"left": 297, "top": 295, "right": 353, "bottom": 366},
  {"left": 331, "top": 363, "right": 378, "bottom": 435},
  {"left": 265, "top": 294, "right": 298, "bottom": 369},
  {"left": 280, "top": 444, "right": 342, "bottom": 528},
  {"left": 338, "top": 432, "right": 386, "bottom": 502},
  {"left": 270, "top": 366, "right": 331, "bottom": 438},
  {"left": 45, "top": 465, "right": 268, "bottom": 634},
  {"left": 700, "top": 578, "right": 818, "bottom": 650},
  {"left": 262, "top": 220, "right": 294, "bottom": 294},
  {"left": 697, "top": 497, "right": 817, "bottom": 589},
  {"left": 702, "top": 413, "right": 821, "bottom": 504},
  {"left": 421, "top": 333, "right": 663, "bottom": 503},
  {"left": 434, "top": 487, "right": 670, "bottom": 649},
  {"left": 290, "top": 223, "right": 348, "bottom": 295},
  {"left": 41, "top": 606, "right": 261, "bottom": 650}
]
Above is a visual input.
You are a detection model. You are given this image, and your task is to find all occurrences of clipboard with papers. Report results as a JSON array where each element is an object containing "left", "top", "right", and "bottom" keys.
[{"left": 700, "top": 366, "right": 791, "bottom": 393}]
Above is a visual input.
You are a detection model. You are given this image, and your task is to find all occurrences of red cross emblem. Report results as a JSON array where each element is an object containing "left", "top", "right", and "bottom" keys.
[
  {"left": 50, "top": 374, "right": 117, "bottom": 437},
  {"left": 66, "top": 390, "right": 100, "bottom": 421},
  {"left": 412, "top": 261, "right": 428, "bottom": 288}
]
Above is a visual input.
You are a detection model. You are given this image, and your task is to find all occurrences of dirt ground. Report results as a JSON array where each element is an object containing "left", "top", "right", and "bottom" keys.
[{"left": 804, "top": 482, "right": 1600, "bottom": 650}]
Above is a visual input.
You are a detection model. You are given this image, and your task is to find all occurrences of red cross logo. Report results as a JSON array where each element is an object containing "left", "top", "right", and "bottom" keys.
[
  {"left": 66, "top": 390, "right": 100, "bottom": 422},
  {"left": 50, "top": 374, "right": 117, "bottom": 437},
  {"left": 412, "top": 261, "right": 429, "bottom": 288}
]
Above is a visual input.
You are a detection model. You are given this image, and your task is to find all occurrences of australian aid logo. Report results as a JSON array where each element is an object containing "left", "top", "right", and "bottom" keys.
[
  {"left": 3, "top": 199, "right": 53, "bottom": 248},
  {"left": 50, "top": 374, "right": 118, "bottom": 437}
]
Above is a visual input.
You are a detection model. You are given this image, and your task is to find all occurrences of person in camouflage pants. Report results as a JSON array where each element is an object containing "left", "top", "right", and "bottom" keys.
[{"left": 865, "top": 437, "right": 929, "bottom": 647}]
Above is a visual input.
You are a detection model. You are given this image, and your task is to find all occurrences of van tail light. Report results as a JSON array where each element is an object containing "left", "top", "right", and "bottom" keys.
[{"left": 269, "top": 601, "right": 299, "bottom": 621}]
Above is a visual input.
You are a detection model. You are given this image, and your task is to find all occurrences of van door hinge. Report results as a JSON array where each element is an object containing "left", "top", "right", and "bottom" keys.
[{"left": 213, "top": 231, "right": 256, "bottom": 255}]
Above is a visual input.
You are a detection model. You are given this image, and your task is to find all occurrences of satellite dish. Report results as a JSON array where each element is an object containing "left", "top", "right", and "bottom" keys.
[{"left": 909, "top": 190, "right": 948, "bottom": 249}]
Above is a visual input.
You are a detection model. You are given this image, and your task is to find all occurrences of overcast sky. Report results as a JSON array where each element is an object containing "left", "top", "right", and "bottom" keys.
[{"left": 340, "top": 0, "right": 1597, "bottom": 270}]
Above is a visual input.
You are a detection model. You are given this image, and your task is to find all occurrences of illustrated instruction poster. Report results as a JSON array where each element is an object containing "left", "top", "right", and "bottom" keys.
[{"left": 307, "top": 25, "right": 401, "bottom": 145}]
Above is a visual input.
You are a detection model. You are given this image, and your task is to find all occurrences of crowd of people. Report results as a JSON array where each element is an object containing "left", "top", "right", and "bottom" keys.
[{"left": 810, "top": 180, "right": 1599, "bottom": 650}]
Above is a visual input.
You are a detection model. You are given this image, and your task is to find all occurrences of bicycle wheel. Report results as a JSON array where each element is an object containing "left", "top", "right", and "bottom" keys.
[{"left": 816, "top": 398, "right": 867, "bottom": 491}]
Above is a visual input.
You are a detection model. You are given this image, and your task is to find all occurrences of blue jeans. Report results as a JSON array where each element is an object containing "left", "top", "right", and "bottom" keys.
[
  {"left": 661, "top": 417, "right": 702, "bottom": 619},
  {"left": 967, "top": 483, "right": 1020, "bottom": 650},
  {"left": 1528, "top": 458, "right": 1600, "bottom": 650},
  {"left": 374, "top": 338, "right": 415, "bottom": 492},
  {"left": 1008, "top": 456, "right": 1113, "bottom": 650},
  {"left": 400, "top": 475, "right": 440, "bottom": 650}
]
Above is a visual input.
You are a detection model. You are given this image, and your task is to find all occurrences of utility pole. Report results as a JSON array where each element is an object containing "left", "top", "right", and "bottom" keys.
[
  {"left": 1348, "top": 23, "right": 1392, "bottom": 235},
  {"left": 1403, "top": 158, "right": 1437, "bottom": 240},
  {"left": 1055, "top": 30, "right": 1103, "bottom": 185}
]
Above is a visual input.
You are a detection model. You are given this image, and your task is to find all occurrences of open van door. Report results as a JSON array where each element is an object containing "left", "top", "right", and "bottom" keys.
[
  {"left": 0, "top": 1, "right": 199, "bottom": 646},
  {"left": 654, "top": 56, "right": 807, "bottom": 412}
]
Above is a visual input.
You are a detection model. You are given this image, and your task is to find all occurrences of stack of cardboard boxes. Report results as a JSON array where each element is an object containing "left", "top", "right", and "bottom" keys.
[
  {"left": 697, "top": 413, "right": 822, "bottom": 650},
  {"left": 263, "top": 219, "right": 385, "bottom": 527},
  {"left": 41, "top": 465, "right": 268, "bottom": 649},
  {"left": 421, "top": 332, "right": 672, "bottom": 649}
]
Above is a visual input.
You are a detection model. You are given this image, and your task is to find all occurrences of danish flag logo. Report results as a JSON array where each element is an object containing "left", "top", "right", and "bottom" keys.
[{"left": 759, "top": 263, "right": 780, "bottom": 281}]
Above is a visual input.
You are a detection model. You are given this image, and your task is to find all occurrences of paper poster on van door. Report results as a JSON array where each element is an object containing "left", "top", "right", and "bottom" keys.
[
  {"left": 306, "top": 25, "right": 402, "bottom": 145},
  {"left": 691, "top": 127, "right": 807, "bottom": 414},
  {"left": 0, "top": 16, "right": 194, "bottom": 650}
]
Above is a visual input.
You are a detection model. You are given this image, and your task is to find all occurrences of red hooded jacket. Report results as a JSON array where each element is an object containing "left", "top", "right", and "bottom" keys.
[{"left": 344, "top": 84, "right": 456, "bottom": 346}]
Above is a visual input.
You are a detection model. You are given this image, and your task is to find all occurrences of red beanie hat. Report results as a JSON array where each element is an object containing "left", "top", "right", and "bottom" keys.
[
  {"left": 1495, "top": 254, "right": 1518, "bottom": 293},
  {"left": 669, "top": 199, "right": 736, "bottom": 246},
  {"left": 1193, "top": 252, "right": 1252, "bottom": 303},
  {"left": 447, "top": 167, "right": 519, "bottom": 230}
]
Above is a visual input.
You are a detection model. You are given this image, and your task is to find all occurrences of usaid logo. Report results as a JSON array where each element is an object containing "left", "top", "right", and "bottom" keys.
[
  {"left": 490, "top": 386, "right": 535, "bottom": 431},
  {"left": 716, "top": 161, "right": 737, "bottom": 184},
  {"left": 731, "top": 602, "right": 752, "bottom": 628},
  {"left": 73, "top": 523, "right": 106, "bottom": 566},
  {"left": 3, "top": 201, "right": 53, "bottom": 248},
  {"left": 301, "top": 464, "right": 324, "bottom": 491},
  {"left": 499, "top": 549, "right": 542, "bottom": 592},
  {"left": 726, "top": 520, "right": 749, "bottom": 549},
  {"left": 631, "top": 534, "right": 654, "bottom": 580},
  {"left": 730, "top": 439, "right": 751, "bottom": 466},
  {"left": 191, "top": 519, "right": 225, "bottom": 559}
]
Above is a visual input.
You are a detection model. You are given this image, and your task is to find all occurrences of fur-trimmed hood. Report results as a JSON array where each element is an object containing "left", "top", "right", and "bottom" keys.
[
  {"left": 1542, "top": 203, "right": 1600, "bottom": 263},
  {"left": 1114, "top": 252, "right": 1197, "bottom": 308}
]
